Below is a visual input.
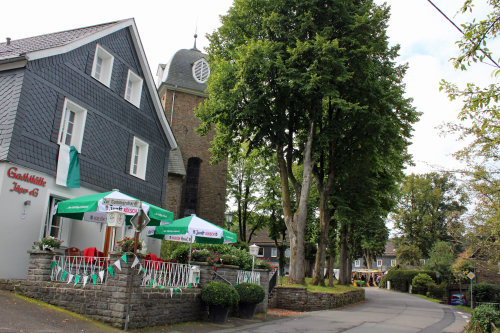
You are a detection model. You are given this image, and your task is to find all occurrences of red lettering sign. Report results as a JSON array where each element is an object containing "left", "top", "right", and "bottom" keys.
[{"left": 7, "top": 167, "right": 46, "bottom": 187}]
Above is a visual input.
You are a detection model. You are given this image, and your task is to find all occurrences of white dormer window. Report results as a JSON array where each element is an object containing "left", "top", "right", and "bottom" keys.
[
  {"left": 377, "top": 259, "right": 383, "bottom": 267},
  {"left": 91, "top": 45, "right": 114, "bottom": 87},
  {"left": 192, "top": 58, "right": 210, "bottom": 83},
  {"left": 124, "top": 70, "right": 143, "bottom": 107},
  {"left": 354, "top": 259, "right": 361, "bottom": 267},
  {"left": 129, "top": 137, "right": 149, "bottom": 180},
  {"left": 57, "top": 99, "right": 87, "bottom": 152}
]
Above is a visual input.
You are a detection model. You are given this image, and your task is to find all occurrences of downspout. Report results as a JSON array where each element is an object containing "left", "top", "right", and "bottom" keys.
[{"left": 170, "top": 85, "right": 177, "bottom": 128}]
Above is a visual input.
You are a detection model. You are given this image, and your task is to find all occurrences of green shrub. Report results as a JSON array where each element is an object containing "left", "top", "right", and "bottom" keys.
[
  {"left": 412, "top": 273, "right": 434, "bottom": 295},
  {"left": 467, "top": 304, "right": 499, "bottom": 333},
  {"left": 427, "top": 282, "right": 447, "bottom": 299},
  {"left": 171, "top": 244, "right": 190, "bottom": 263},
  {"left": 379, "top": 275, "right": 387, "bottom": 288},
  {"left": 473, "top": 282, "right": 500, "bottom": 303},
  {"left": 191, "top": 249, "right": 212, "bottom": 261},
  {"left": 168, "top": 244, "right": 254, "bottom": 270},
  {"left": 355, "top": 280, "right": 367, "bottom": 287},
  {"left": 383, "top": 269, "right": 436, "bottom": 292},
  {"left": 235, "top": 283, "right": 265, "bottom": 304},
  {"left": 202, "top": 282, "right": 239, "bottom": 307}
]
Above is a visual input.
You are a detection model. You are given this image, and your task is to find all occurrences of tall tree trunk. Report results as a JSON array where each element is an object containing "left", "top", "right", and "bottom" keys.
[
  {"left": 364, "top": 250, "right": 373, "bottom": 269},
  {"left": 311, "top": 190, "right": 330, "bottom": 285},
  {"left": 339, "top": 223, "right": 349, "bottom": 285},
  {"left": 327, "top": 254, "right": 335, "bottom": 287},
  {"left": 277, "top": 122, "right": 315, "bottom": 285}
]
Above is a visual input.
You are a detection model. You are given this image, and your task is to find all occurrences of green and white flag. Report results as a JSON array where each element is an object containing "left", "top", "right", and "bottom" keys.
[{"left": 56, "top": 145, "right": 80, "bottom": 188}]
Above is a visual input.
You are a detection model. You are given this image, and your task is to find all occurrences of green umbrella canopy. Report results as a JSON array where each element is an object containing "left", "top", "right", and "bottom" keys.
[
  {"left": 150, "top": 215, "right": 237, "bottom": 244},
  {"left": 56, "top": 190, "right": 173, "bottom": 226}
]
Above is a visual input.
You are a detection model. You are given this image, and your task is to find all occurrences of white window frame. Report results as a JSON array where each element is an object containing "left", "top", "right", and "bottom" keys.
[
  {"left": 57, "top": 99, "right": 87, "bottom": 152},
  {"left": 271, "top": 247, "right": 278, "bottom": 258},
  {"left": 124, "top": 70, "right": 143, "bottom": 107},
  {"left": 91, "top": 44, "right": 114, "bottom": 87},
  {"left": 257, "top": 247, "right": 264, "bottom": 257},
  {"left": 129, "top": 137, "right": 149, "bottom": 180},
  {"left": 192, "top": 58, "right": 210, "bottom": 83},
  {"left": 377, "top": 259, "right": 383, "bottom": 267},
  {"left": 354, "top": 259, "right": 361, "bottom": 267},
  {"left": 391, "top": 259, "right": 397, "bottom": 267}
]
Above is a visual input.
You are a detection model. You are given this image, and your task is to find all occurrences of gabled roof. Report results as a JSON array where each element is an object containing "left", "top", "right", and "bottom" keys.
[
  {"left": 0, "top": 22, "right": 118, "bottom": 61},
  {"left": 0, "top": 19, "right": 177, "bottom": 150}
]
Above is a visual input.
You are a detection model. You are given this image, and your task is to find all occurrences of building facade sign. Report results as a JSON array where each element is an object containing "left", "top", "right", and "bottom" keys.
[{"left": 7, "top": 167, "right": 46, "bottom": 197}]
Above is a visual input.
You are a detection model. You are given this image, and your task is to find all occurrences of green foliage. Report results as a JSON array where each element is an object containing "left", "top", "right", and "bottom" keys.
[
  {"left": 383, "top": 269, "right": 436, "bottom": 292},
  {"left": 191, "top": 249, "right": 212, "bottom": 261},
  {"left": 412, "top": 273, "right": 434, "bottom": 295},
  {"left": 395, "top": 243, "right": 423, "bottom": 267},
  {"left": 473, "top": 283, "right": 500, "bottom": 303},
  {"left": 452, "top": 255, "right": 475, "bottom": 283},
  {"left": 467, "top": 305, "right": 499, "bottom": 333},
  {"left": 201, "top": 282, "right": 239, "bottom": 307},
  {"left": 355, "top": 280, "right": 367, "bottom": 287},
  {"left": 427, "top": 282, "right": 448, "bottom": 300},
  {"left": 169, "top": 244, "right": 254, "bottom": 270},
  {"left": 423, "top": 241, "right": 456, "bottom": 282},
  {"left": 115, "top": 237, "right": 143, "bottom": 253},
  {"left": 235, "top": 283, "right": 265, "bottom": 304},
  {"left": 393, "top": 173, "right": 468, "bottom": 257}
]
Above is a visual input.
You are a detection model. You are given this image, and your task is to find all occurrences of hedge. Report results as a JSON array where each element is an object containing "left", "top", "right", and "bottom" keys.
[{"left": 380, "top": 269, "right": 437, "bottom": 292}]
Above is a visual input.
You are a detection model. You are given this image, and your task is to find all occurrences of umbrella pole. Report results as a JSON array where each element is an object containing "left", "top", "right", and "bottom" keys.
[
  {"left": 188, "top": 235, "right": 193, "bottom": 266},
  {"left": 103, "top": 226, "right": 112, "bottom": 258}
]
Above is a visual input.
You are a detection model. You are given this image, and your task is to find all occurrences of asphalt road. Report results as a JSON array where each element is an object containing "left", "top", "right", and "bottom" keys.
[
  {"left": 0, "top": 288, "right": 470, "bottom": 333},
  {"left": 213, "top": 288, "right": 470, "bottom": 333}
]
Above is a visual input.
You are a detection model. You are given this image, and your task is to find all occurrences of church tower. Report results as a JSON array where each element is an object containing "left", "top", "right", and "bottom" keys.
[{"left": 156, "top": 38, "right": 227, "bottom": 227}]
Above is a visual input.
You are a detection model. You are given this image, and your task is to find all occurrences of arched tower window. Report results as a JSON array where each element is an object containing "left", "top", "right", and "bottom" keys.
[{"left": 183, "top": 157, "right": 201, "bottom": 216}]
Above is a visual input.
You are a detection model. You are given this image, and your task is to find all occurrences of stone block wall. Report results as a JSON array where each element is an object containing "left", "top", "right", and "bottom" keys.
[{"left": 269, "top": 286, "right": 365, "bottom": 312}]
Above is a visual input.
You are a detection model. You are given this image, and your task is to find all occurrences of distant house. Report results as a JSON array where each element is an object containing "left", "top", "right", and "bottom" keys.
[
  {"left": 249, "top": 228, "right": 289, "bottom": 273},
  {"left": 352, "top": 240, "right": 397, "bottom": 272},
  {"left": 0, "top": 19, "right": 176, "bottom": 278}
]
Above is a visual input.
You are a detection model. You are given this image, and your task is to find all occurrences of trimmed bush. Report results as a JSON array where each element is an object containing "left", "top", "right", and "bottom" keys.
[
  {"left": 412, "top": 273, "right": 434, "bottom": 295},
  {"left": 382, "top": 269, "right": 436, "bottom": 292},
  {"left": 467, "top": 304, "right": 499, "bottom": 333},
  {"left": 202, "top": 281, "right": 239, "bottom": 307},
  {"left": 427, "top": 282, "right": 447, "bottom": 300},
  {"left": 473, "top": 282, "right": 500, "bottom": 303},
  {"left": 235, "top": 283, "right": 265, "bottom": 304}
]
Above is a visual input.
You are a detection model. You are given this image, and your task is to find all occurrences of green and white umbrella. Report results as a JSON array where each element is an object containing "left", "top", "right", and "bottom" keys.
[
  {"left": 147, "top": 215, "right": 237, "bottom": 244},
  {"left": 56, "top": 190, "right": 173, "bottom": 226}
]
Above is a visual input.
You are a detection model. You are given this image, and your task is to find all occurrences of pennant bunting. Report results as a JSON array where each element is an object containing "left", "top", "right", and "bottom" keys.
[
  {"left": 99, "top": 271, "right": 105, "bottom": 283},
  {"left": 121, "top": 254, "right": 127, "bottom": 263},
  {"left": 137, "top": 265, "right": 143, "bottom": 274},
  {"left": 67, "top": 274, "right": 74, "bottom": 284},
  {"left": 174, "top": 288, "right": 177, "bottom": 296},
  {"left": 50, "top": 261, "right": 57, "bottom": 270},
  {"left": 56, "top": 266, "right": 62, "bottom": 275},
  {"left": 150, "top": 279, "right": 154, "bottom": 288},
  {"left": 83, "top": 276, "right": 89, "bottom": 288},
  {"left": 189, "top": 283, "right": 191, "bottom": 289},
  {"left": 61, "top": 271, "right": 68, "bottom": 282},
  {"left": 131, "top": 256, "right": 140, "bottom": 268},
  {"left": 170, "top": 288, "right": 173, "bottom": 298},
  {"left": 107, "top": 266, "right": 114, "bottom": 277},
  {"left": 91, "top": 274, "right": 97, "bottom": 285},
  {"left": 74, "top": 276, "right": 81, "bottom": 286},
  {"left": 114, "top": 259, "right": 121, "bottom": 271}
]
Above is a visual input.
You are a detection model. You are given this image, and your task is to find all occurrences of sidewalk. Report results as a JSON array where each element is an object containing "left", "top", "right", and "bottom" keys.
[{"left": 0, "top": 290, "right": 298, "bottom": 332}]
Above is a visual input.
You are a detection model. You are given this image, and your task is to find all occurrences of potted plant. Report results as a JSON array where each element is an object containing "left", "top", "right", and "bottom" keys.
[
  {"left": 235, "top": 282, "right": 265, "bottom": 319},
  {"left": 32, "top": 236, "right": 63, "bottom": 251},
  {"left": 115, "top": 237, "right": 143, "bottom": 253},
  {"left": 191, "top": 249, "right": 211, "bottom": 262},
  {"left": 255, "top": 259, "right": 274, "bottom": 270},
  {"left": 201, "top": 281, "right": 239, "bottom": 323}
]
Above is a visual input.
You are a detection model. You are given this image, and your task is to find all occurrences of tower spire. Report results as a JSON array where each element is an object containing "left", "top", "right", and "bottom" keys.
[{"left": 192, "top": 24, "right": 199, "bottom": 51}]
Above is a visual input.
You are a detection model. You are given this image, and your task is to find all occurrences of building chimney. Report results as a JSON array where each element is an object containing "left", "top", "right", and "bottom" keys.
[{"left": 6, "top": 37, "right": 11, "bottom": 46}]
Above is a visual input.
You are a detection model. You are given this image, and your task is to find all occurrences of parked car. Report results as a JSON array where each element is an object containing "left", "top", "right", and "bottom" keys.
[{"left": 450, "top": 294, "right": 467, "bottom": 306}]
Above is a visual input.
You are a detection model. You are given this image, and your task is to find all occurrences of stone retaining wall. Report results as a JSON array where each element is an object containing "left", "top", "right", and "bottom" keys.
[
  {"left": 0, "top": 253, "right": 273, "bottom": 329},
  {"left": 269, "top": 286, "right": 365, "bottom": 312}
]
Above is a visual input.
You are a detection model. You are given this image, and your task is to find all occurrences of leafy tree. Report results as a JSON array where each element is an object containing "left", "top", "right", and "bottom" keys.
[
  {"left": 423, "top": 241, "right": 456, "bottom": 282},
  {"left": 395, "top": 243, "right": 423, "bottom": 267},
  {"left": 439, "top": 0, "right": 500, "bottom": 269},
  {"left": 392, "top": 172, "right": 468, "bottom": 257}
]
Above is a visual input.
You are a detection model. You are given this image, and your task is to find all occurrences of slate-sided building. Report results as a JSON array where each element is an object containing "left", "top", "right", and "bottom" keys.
[
  {"left": 0, "top": 19, "right": 177, "bottom": 278},
  {"left": 156, "top": 43, "right": 227, "bottom": 227}
]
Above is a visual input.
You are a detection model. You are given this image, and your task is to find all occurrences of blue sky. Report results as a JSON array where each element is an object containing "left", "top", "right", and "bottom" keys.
[{"left": 1, "top": 0, "right": 496, "bottom": 175}]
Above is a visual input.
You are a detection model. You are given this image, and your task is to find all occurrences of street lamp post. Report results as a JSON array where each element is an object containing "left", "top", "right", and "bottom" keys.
[
  {"left": 224, "top": 212, "right": 233, "bottom": 231},
  {"left": 249, "top": 244, "right": 260, "bottom": 273}
]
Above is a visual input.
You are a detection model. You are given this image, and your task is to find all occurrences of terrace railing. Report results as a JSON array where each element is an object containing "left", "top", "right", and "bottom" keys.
[
  {"left": 237, "top": 270, "right": 261, "bottom": 285},
  {"left": 140, "top": 260, "right": 192, "bottom": 288},
  {"left": 50, "top": 255, "right": 109, "bottom": 284}
]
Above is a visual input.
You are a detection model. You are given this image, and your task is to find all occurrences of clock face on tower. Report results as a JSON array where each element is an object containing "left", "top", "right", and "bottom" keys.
[{"left": 192, "top": 58, "right": 210, "bottom": 83}]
